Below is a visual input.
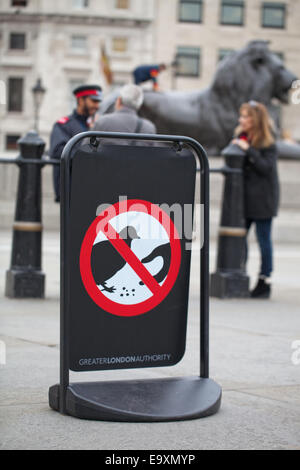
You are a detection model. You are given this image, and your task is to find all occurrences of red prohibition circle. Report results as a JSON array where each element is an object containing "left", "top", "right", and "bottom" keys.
[{"left": 79, "top": 199, "right": 181, "bottom": 317}]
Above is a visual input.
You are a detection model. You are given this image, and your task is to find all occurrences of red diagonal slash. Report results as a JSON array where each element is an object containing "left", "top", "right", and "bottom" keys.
[{"left": 101, "top": 222, "right": 162, "bottom": 296}]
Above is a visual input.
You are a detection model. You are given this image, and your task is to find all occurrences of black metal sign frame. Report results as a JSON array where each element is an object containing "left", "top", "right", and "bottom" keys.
[{"left": 49, "top": 131, "right": 221, "bottom": 421}]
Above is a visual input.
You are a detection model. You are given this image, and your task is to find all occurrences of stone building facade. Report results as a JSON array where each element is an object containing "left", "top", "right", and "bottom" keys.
[
  {"left": 154, "top": 0, "right": 300, "bottom": 141},
  {"left": 0, "top": 0, "right": 299, "bottom": 154},
  {"left": 0, "top": 0, "right": 155, "bottom": 152}
]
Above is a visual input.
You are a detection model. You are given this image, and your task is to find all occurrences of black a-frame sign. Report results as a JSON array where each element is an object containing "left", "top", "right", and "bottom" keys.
[{"left": 49, "top": 131, "right": 221, "bottom": 421}]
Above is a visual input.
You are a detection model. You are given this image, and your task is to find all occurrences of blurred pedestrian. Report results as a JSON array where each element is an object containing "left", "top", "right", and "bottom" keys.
[
  {"left": 133, "top": 64, "right": 166, "bottom": 91},
  {"left": 92, "top": 84, "right": 156, "bottom": 143},
  {"left": 49, "top": 84, "right": 102, "bottom": 202},
  {"left": 232, "top": 100, "right": 279, "bottom": 298}
]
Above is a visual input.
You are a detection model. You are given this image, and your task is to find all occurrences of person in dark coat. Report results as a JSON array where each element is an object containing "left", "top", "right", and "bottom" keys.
[
  {"left": 49, "top": 84, "right": 102, "bottom": 202},
  {"left": 232, "top": 100, "right": 280, "bottom": 298},
  {"left": 133, "top": 64, "right": 166, "bottom": 91}
]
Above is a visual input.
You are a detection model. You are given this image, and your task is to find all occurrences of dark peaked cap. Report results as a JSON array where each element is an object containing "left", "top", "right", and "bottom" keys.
[{"left": 73, "top": 84, "right": 103, "bottom": 101}]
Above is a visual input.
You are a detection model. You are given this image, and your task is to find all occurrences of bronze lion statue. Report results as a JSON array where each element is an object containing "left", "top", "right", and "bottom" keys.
[{"left": 100, "top": 40, "right": 298, "bottom": 157}]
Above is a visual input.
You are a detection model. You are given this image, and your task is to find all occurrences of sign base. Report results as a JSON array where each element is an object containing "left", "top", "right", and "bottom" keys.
[{"left": 49, "top": 376, "right": 221, "bottom": 422}]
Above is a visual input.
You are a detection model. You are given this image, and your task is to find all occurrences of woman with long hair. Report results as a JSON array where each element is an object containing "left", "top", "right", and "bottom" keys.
[{"left": 232, "top": 101, "right": 280, "bottom": 298}]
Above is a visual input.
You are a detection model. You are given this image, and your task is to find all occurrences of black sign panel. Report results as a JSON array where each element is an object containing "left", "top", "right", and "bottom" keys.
[{"left": 67, "top": 144, "right": 196, "bottom": 371}]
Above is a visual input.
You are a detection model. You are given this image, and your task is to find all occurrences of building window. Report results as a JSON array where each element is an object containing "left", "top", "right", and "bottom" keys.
[
  {"left": 11, "top": 0, "right": 27, "bottom": 6},
  {"left": 116, "top": 0, "right": 129, "bottom": 9},
  {"left": 71, "top": 35, "right": 87, "bottom": 53},
  {"left": 6, "top": 135, "right": 21, "bottom": 151},
  {"left": 112, "top": 37, "right": 128, "bottom": 53},
  {"left": 9, "top": 33, "right": 26, "bottom": 50},
  {"left": 8, "top": 77, "right": 23, "bottom": 112},
  {"left": 220, "top": 0, "right": 244, "bottom": 25},
  {"left": 262, "top": 3, "right": 286, "bottom": 28},
  {"left": 218, "top": 48, "right": 234, "bottom": 62},
  {"left": 176, "top": 46, "right": 201, "bottom": 77},
  {"left": 72, "top": 0, "right": 89, "bottom": 8},
  {"left": 178, "top": 0, "right": 203, "bottom": 23}
]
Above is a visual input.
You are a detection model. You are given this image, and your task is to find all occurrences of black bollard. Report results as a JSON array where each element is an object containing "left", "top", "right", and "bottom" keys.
[
  {"left": 210, "top": 143, "right": 250, "bottom": 298},
  {"left": 5, "top": 131, "right": 45, "bottom": 298}
]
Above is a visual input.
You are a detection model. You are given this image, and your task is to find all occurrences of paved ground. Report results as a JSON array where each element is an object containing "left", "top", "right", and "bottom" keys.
[{"left": 0, "top": 230, "right": 299, "bottom": 450}]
